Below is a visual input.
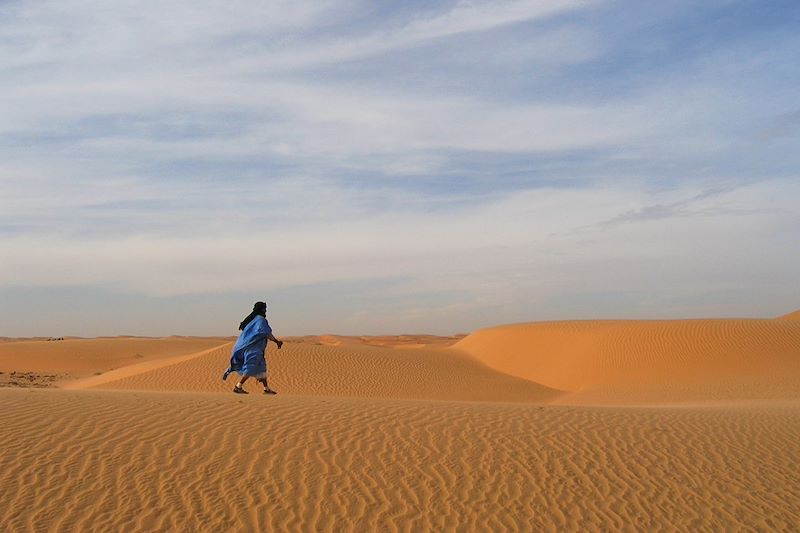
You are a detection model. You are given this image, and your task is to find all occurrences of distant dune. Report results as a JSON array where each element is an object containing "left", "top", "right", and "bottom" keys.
[
  {"left": 0, "top": 337, "right": 229, "bottom": 388},
  {"left": 455, "top": 318, "right": 800, "bottom": 404},
  {"left": 308, "top": 333, "right": 465, "bottom": 348}
]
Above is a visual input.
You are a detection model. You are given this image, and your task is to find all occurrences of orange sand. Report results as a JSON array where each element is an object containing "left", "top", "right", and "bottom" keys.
[
  {"left": 778, "top": 309, "right": 800, "bottom": 321},
  {"left": 455, "top": 319, "right": 800, "bottom": 404},
  {"left": 73, "top": 339, "right": 561, "bottom": 403},
  {"left": 0, "top": 337, "right": 229, "bottom": 377},
  {"left": 1, "top": 316, "right": 798, "bottom": 531}
]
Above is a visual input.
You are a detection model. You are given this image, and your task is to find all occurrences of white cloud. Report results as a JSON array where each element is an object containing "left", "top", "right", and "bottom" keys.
[
  {"left": 0, "top": 1, "right": 613, "bottom": 159},
  {"left": 2, "top": 178, "right": 797, "bottom": 302},
  {"left": 1, "top": 0, "right": 799, "bottom": 334}
]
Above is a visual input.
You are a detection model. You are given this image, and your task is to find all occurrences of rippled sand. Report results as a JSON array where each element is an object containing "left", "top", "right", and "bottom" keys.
[{"left": 1, "top": 317, "right": 798, "bottom": 531}]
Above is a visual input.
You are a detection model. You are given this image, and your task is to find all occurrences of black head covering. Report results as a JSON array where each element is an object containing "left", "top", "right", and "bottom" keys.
[{"left": 239, "top": 301, "right": 267, "bottom": 330}]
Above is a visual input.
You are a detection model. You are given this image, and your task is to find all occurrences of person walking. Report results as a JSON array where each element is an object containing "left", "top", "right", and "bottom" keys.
[{"left": 223, "top": 301, "right": 283, "bottom": 394}]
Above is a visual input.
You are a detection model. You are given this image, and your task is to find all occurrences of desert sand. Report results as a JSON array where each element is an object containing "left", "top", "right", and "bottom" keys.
[
  {"left": 456, "top": 318, "right": 800, "bottom": 404},
  {"left": 0, "top": 337, "right": 230, "bottom": 387},
  {"left": 1, "top": 315, "right": 799, "bottom": 531}
]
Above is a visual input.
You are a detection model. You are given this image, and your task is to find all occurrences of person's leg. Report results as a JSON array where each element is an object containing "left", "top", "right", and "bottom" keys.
[
  {"left": 234, "top": 374, "right": 250, "bottom": 392},
  {"left": 257, "top": 377, "right": 276, "bottom": 394}
]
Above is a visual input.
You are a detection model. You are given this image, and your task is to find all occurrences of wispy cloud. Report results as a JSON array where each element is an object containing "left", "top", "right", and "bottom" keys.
[
  {"left": 1, "top": 0, "right": 799, "bottom": 335},
  {"left": 592, "top": 186, "right": 744, "bottom": 227},
  {"left": 753, "top": 109, "right": 800, "bottom": 141}
]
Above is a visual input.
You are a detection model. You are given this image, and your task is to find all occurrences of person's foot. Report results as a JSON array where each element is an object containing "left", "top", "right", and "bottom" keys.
[
  {"left": 222, "top": 369, "right": 231, "bottom": 381},
  {"left": 233, "top": 385, "right": 248, "bottom": 394},
  {"left": 263, "top": 388, "right": 277, "bottom": 395}
]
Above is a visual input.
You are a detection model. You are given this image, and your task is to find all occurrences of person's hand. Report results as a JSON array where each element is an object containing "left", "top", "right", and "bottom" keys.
[{"left": 276, "top": 340, "right": 284, "bottom": 349}]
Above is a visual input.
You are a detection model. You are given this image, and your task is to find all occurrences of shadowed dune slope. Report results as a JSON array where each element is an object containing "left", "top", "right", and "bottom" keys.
[
  {"left": 454, "top": 319, "right": 800, "bottom": 403},
  {"left": 2, "top": 389, "right": 799, "bottom": 532},
  {"left": 84, "top": 341, "right": 563, "bottom": 403}
]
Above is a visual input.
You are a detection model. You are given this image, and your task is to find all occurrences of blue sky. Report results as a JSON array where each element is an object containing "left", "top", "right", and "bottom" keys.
[{"left": 1, "top": 0, "right": 799, "bottom": 336}]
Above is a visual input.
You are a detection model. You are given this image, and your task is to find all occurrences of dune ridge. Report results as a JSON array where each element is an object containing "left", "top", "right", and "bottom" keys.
[
  {"left": 455, "top": 318, "right": 800, "bottom": 403},
  {"left": 310, "top": 334, "right": 464, "bottom": 348},
  {"left": 60, "top": 343, "right": 230, "bottom": 390},
  {"left": 80, "top": 341, "right": 563, "bottom": 403},
  {"left": 0, "top": 337, "right": 228, "bottom": 377},
  {"left": 778, "top": 309, "right": 800, "bottom": 321}
]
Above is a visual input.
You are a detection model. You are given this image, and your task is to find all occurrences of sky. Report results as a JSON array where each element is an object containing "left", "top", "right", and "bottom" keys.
[{"left": 1, "top": 0, "right": 799, "bottom": 337}]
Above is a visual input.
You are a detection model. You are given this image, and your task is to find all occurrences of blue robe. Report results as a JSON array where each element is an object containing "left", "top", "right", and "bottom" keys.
[{"left": 225, "top": 316, "right": 272, "bottom": 378}]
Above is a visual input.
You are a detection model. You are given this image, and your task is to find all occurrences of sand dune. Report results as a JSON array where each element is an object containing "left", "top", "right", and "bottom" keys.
[
  {"left": 455, "top": 318, "right": 800, "bottom": 403},
  {"left": 0, "top": 337, "right": 228, "bottom": 388},
  {"left": 1, "top": 389, "right": 798, "bottom": 532},
  {"left": 778, "top": 309, "right": 800, "bottom": 321},
  {"left": 3, "top": 317, "right": 800, "bottom": 531},
  {"left": 81, "top": 340, "right": 562, "bottom": 404},
  {"left": 60, "top": 343, "right": 230, "bottom": 390},
  {"left": 309, "top": 334, "right": 464, "bottom": 348},
  {"left": 0, "top": 337, "right": 229, "bottom": 376}
]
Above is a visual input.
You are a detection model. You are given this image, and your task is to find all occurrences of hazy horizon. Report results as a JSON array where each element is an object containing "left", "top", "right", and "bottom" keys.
[{"left": 2, "top": 0, "right": 799, "bottom": 337}]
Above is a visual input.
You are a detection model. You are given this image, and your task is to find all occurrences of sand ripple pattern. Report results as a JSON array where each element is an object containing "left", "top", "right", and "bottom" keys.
[{"left": 1, "top": 389, "right": 799, "bottom": 532}]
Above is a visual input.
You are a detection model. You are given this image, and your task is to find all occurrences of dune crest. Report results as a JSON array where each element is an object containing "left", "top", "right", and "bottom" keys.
[
  {"left": 82, "top": 341, "right": 562, "bottom": 403},
  {"left": 308, "top": 334, "right": 463, "bottom": 348},
  {"left": 0, "top": 337, "right": 230, "bottom": 387},
  {"left": 778, "top": 309, "right": 800, "bottom": 320},
  {"left": 454, "top": 319, "right": 800, "bottom": 403},
  {"left": 60, "top": 343, "right": 230, "bottom": 389}
]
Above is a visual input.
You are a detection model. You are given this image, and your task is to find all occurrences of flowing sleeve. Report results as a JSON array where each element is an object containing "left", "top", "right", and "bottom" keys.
[{"left": 257, "top": 317, "right": 273, "bottom": 338}]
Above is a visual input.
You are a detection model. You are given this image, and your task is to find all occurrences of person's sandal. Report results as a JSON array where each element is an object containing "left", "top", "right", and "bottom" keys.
[
  {"left": 263, "top": 388, "right": 277, "bottom": 395},
  {"left": 233, "top": 385, "right": 248, "bottom": 394}
]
